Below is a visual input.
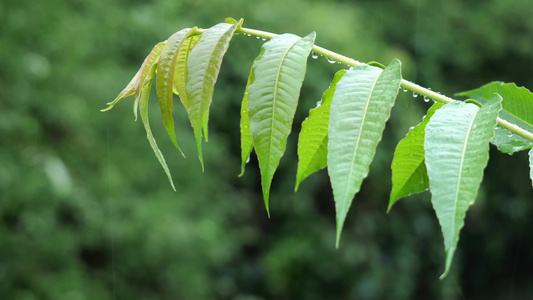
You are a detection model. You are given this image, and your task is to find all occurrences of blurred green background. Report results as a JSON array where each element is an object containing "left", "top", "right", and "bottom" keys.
[{"left": 2, "top": 0, "right": 533, "bottom": 299}]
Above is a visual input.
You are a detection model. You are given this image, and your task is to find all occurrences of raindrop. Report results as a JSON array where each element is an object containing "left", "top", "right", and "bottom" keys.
[
  {"left": 246, "top": 34, "right": 251, "bottom": 37},
  {"left": 326, "top": 57, "right": 336, "bottom": 64},
  {"left": 256, "top": 36, "right": 261, "bottom": 39},
  {"left": 423, "top": 96, "right": 430, "bottom": 102},
  {"left": 311, "top": 52, "right": 319, "bottom": 59},
  {"left": 262, "top": 37, "right": 267, "bottom": 41},
  {"left": 412, "top": 92, "right": 418, "bottom": 98},
  {"left": 316, "top": 100, "right": 322, "bottom": 108},
  {"left": 245, "top": 155, "right": 250, "bottom": 164},
  {"left": 403, "top": 88, "right": 408, "bottom": 93},
  {"left": 507, "top": 131, "right": 514, "bottom": 137}
]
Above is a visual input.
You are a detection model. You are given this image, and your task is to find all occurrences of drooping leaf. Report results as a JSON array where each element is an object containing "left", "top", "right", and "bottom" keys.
[
  {"left": 102, "top": 41, "right": 167, "bottom": 119},
  {"left": 248, "top": 32, "right": 316, "bottom": 216},
  {"left": 295, "top": 69, "right": 347, "bottom": 191},
  {"left": 425, "top": 95, "right": 502, "bottom": 279},
  {"left": 156, "top": 28, "right": 197, "bottom": 157},
  {"left": 133, "top": 42, "right": 167, "bottom": 118},
  {"left": 239, "top": 75, "right": 254, "bottom": 177},
  {"left": 456, "top": 82, "right": 533, "bottom": 154},
  {"left": 388, "top": 102, "right": 443, "bottom": 211},
  {"left": 101, "top": 69, "right": 140, "bottom": 113},
  {"left": 137, "top": 44, "right": 176, "bottom": 190},
  {"left": 173, "top": 34, "right": 201, "bottom": 110},
  {"left": 328, "top": 59, "right": 402, "bottom": 247},
  {"left": 186, "top": 20, "right": 242, "bottom": 170}
]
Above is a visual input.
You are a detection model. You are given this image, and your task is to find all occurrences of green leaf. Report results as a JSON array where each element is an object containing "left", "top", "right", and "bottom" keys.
[
  {"left": 388, "top": 102, "right": 443, "bottom": 212},
  {"left": 530, "top": 148, "right": 533, "bottom": 188},
  {"left": 456, "top": 82, "right": 533, "bottom": 154},
  {"left": 295, "top": 69, "right": 347, "bottom": 191},
  {"left": 248, "top": 32, "right": 316, "bottom": 216},
  {"left": 186, "top": 21, "right": 241, "bottom": 170},
  {"left": 173, "top": 34, "right": 201, "bottom": 110},
  {"left": 239, "top": 75, "right": 254, "bottom": 177},
  {"left": 101, "top": 69, "right": 140, "bottom": 113},
  {"left": 156, "top": 28, "right": 197, "bottom": 157},
  {"left": 137, "top": 44, "right": 176, "bottom": 191},
  {"left": 424, "top": 95, "right": 502, "bottom": 279},
  {"left": 327, "top": 59, "right": 402, "bottom": 247}
]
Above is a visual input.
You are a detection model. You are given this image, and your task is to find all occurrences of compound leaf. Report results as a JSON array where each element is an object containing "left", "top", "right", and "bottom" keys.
[
  {"left": 456, "top": 82, "right": 533, "bottom": 154},
  {"left": 248, "top": 32, "right": 316, "bottom": 216},
  {"left": 388, "top": 102, "right": 443, "bottom": 211},
  {"left": 295, "top": 69, "right": 347, "bottom": 191},
  {"left": 328, "top": 59, "right": 402, "bottom": 247},
  {"left": 425, "top": 95, "right": 502, "bottom": 278},
  {"left": 186, "top": 21, "right": 241, "bottom": 170},
  {"left": 156, "top": 28, "right": 197, "bottom": 157}
]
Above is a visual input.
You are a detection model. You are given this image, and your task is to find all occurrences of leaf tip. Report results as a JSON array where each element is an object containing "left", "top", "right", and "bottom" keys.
[
  {"left": 100, "top": 106, "right": 113, "bottom": 112},
  {"left": 262, "top": 185, "right": 271, "bottom": 218},
  {"left": 294, "top": 176, "right": 302, "bottom": 192},
  {"left": 335, "top": 226, "right": 342, "bottom": 249},
  {"left": 439, "top": 247, "right": 456, "bottom": 280}
]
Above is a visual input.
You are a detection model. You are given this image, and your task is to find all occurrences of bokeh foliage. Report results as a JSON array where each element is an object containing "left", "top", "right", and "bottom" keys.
[{"left": 1, "top": 0, "right": 532, "bottom": 299}]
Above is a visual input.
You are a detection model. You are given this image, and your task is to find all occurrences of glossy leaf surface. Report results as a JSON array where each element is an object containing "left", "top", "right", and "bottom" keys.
[
  {"left": 248, "top": 32, "right": 316, "bottom": 215},
  {"left": 327, "top": 59, "right": 402, "bottom": 247},
  {"left": 425, "top": 96, "right": 502, "bottom": 278},
  {"left": 186, "top": 21, "right": 240, "bottom": 169},
  {"left": 457, "top": 82, "right": 533, "bottom": 153},
  {"left": 156, "top": 28, "right": 196, "bottom": 156},
  {"left": 295, "top": 69, "right": 346, "bottom": 191},
  {"left": 173, "top": 34, "right": 201, "bottom": 110},
  {"left": 388, "top": 102, "right": 443, "bottom": 211}
]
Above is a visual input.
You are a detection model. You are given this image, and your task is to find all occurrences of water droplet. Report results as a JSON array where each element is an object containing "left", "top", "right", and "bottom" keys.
[
  {"left": 316, "top": 100, "right": 322, "bottom": 108},
  {"left": 507, "top": 131, "right": 514, "bottom": 137},
  {"left": 246, "top": 34, "right": 251, "bottom": 37},
  {"left": 412, "top": 92, "right": 418, "bottom": 98},
  {"left": 409, "top": 126, "right": 415, "bottom": 131},
  {"left": 311, "top": 52, "right": 319, "bottom": 59},
  {"left": 423, "top": 96, "right": 430, "bottom": 102},
  {"left": 403, "top": 88, "right": 408, "bottom": 93},
  {"left": 326, "top": 57, "right": 336, "bottom": 64},
  {"left": 245, "top": 155, "right": 250, "bottom": 164},
  {"left": 262, "top": 37, "right": 267, "bottom": 41}
]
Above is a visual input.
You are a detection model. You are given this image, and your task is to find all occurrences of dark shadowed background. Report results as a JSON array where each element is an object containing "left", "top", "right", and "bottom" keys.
[{"left": 1, "top": 0, "right": 532, "bottom": 299}]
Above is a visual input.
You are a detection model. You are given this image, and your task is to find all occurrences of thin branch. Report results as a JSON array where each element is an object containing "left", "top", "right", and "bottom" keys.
[{"left": 236, "top": 26, "right": 533, "bottom": 143}]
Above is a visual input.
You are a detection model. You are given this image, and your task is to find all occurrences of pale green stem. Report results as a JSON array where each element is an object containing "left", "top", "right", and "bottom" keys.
[{"left": 237, "top": 26, "right": 533, "bottom": 143}]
